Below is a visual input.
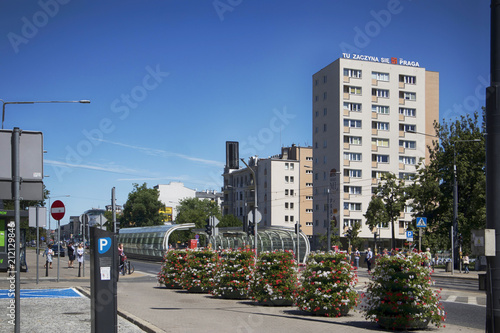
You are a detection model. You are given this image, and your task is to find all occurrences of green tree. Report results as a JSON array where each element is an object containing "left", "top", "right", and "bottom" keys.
[
  {"left": 365, "top": 173, "right": 407, "bottom": 250},
  {"left": 410, "top": 111, "right": 485, "bottom": 254},
  {"left": 218, "top": 214, "right": 243, "bottom": 228},
  {"left": 103, "top": 210, "right": 123, "bottom": 232},
  {"left": 171, "top": 197, "right": 221, "bottom": 245},
  {"left": 121, "top": 183, "right": 165, "bottom": 228}
]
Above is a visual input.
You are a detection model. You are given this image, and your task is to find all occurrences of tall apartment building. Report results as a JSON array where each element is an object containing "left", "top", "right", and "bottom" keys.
[
  {"left": 312, "top": 54, "right": 439, "bottom": 250},
  {"left": 222, "top": 144, "right": 313, "bottom": 237}
]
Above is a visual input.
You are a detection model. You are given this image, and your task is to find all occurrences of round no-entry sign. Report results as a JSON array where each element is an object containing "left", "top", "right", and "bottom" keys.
[{"left": 51, "top": 200, "right": 65, "bottom": 220}]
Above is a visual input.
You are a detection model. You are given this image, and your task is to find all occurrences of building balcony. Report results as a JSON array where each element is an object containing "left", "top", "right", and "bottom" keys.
[
  {"left": 344, "top": 126, "right": 350, "bottom": 133},
  {"left": 399, "top": 146, "right": 405, "bottom": 154},
  {"left": 372, "top": 95, "right": 378, "bottom": 103},
  {"left": 399, "top": 98, "right": 405, "bottom": 105},
  {"left": 343, "top": 109, "right": 350, "bottom": 116},
  {"left": 399, "top": 81, "right": 405, "bottom": 89},
  {"left": 371, "top": 161, "right": 378, "bottom": 168},
  {"left": 343, "top": 92, "right": 350, "bottom": 100},
  {"left": 343, "top": 176, "right": 350, "bottom": 184},
  {"left": 343, "top": 76, "right": 350, "bottom": 83},
  {"left": 399, "top": 114, "right": 405, "bottom": 121},
  {"left": 399, "top": 163, "right": 405, "bottom": 170},
  {"left": 372, "top": 145, "right": 378, "bottom": 152},
  {"left": 343, "top": 142, "right": 350, "bottom": 150},
  {"left": 399, "top": 130, "right": 405, "bottom": 137},
  {"left": 343, "top": 159, "right": 350, "bottom": 166},
  {"left": 372, "top": 128, "right": 378, "bottom": 136},
  {"left": 372, "top": 112, "right": 378, "bottom": 119}
]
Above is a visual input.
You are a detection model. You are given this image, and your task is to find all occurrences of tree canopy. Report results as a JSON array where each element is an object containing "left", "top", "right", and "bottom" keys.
[
  {"left": 410, "top": 110, "right": 485, "bottom": 254},
  {"left": 120, "top": 183, "right": 165, "bottom": 228}
]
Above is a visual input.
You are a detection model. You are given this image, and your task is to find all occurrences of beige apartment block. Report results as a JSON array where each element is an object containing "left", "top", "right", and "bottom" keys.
[{"left": 311, "top": 55, "right": 439, "bottom": 250}]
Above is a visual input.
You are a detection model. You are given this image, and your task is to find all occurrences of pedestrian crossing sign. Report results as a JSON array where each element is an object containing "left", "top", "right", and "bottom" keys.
[{"left": 416, "top": 217, "right": 427, "bottom": 228}]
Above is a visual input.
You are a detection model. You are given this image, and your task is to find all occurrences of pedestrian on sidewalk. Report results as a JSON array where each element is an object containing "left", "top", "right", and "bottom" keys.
[
  {"left": 77, "top": 243, "right": 84, "bottom": 265},
  {"left": 365, "top": 247, "right": 373, "bottom": 272},
  {"left": 354, "top": 248, "right": 360, "bottom": 269},
  {"left": 43, "top": 244, "right": 53, "bottom": 269},
  {"left": 424, "top": 248, "right": 432, "bottom": 269},
  {"left": 67, "top": 242, "right": 75, "bottom": 268},
  {"left": 463, "top": 253, "right": 470, "bottom": 273}
]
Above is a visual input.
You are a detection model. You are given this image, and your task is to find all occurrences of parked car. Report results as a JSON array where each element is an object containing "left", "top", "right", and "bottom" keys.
[{"left": 51, "top": 244, "right": 66, "bottom": 257}]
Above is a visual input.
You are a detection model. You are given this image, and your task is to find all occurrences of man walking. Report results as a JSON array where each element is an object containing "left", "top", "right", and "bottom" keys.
[{"left": 366, "top": 247, "right": 373, "bottom": 272}]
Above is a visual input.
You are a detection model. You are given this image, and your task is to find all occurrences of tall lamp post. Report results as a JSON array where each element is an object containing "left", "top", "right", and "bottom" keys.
[
  {"left": 1, "top": 99, "right": 91, "bottom": 129},
  {"left": 240, "top": 158, "right": 258, "bottom": 256},
  {"left": 452, "top": 139, "right": 481, "bottom": 275}
]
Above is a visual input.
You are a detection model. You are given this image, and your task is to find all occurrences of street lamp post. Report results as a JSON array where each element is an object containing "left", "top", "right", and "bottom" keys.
[
  {"left": 452, "top": 139, "right": 481, "bottom": 275},
  {"left": 240, "top": 158, "right": 258, "bottom": 256},
  {"left": 1, "top": 99, "right": 90, "bottom": 129}
]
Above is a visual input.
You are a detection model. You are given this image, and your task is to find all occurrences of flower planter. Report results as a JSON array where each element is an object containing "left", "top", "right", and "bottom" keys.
[
  {"left": 179, "top": 249, "right": 218, "bottom": 293},
  {"left": 378, "top": 316, "right": 430, "bottom": 330},
  {"left": 250, "top": 250, "right": 298, "bottom": 306},
  {"left": 363, "top": 252, "right": 446, "bottom": 329},
  {"left": 157, "top": 250, "right": 187, "bottom": 289},
  {"left": 295, "top": 252, "right": 358, "bottom": 317},
  {"left": 211, "top": 249, "right": 255, "bottom": 299}
]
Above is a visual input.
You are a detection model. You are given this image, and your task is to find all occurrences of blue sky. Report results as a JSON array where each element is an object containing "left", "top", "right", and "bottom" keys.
[{"left": 0, "top": 0, "right": 490, "bottom": 225}]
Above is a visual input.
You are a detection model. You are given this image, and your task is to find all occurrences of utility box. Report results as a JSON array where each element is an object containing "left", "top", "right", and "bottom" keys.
[{"left": 471, "top": 229, "right": 496, "bottom": 257}]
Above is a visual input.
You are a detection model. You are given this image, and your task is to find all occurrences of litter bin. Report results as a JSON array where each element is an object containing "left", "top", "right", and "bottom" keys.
[
  {"left": 445, "top": 261, "right": 452, "bottom": 272},
  {"left": 479, "top": 273, "right": 486, "bottom": 291}
]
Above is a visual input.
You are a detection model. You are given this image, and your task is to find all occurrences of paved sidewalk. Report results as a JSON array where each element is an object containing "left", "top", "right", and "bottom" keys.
[{"left": 0, "top": 249, "right": 485, "bottom": 333}]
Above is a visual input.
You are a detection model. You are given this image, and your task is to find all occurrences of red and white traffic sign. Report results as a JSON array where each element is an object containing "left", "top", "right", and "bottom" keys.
[{"left": 51, "top": 200, "right": 65, "bottom": 220}]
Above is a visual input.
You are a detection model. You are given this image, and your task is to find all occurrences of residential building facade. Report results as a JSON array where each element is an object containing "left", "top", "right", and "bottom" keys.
[
  {"left": 312, "top": 55, "right": 439, "bottom": 250},
  {"left": 222, "top": 145, "right": 313, "bottom": 238}
]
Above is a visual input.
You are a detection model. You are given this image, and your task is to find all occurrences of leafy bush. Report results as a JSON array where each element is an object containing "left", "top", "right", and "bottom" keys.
[
  {"left": 211, "top": 249, "right": 255, "bottom": 299},
  {"left": 295, "top": 251, "right": 358, "bottom": 317},
  {"left": 250, "top": 250, "right": 298, "bottom": 305},
  {"left": 362, "top": 252, "right": 446, "bottom": 329},
  {"left": 179, "top": 248, "right": 218, "bottom": 292},
  {"left": 157, "top": 249, "right": 187, "bottom": 288}
]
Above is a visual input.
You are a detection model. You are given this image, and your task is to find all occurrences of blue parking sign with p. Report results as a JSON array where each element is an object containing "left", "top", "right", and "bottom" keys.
[
  {"left": 406, "top": 230, "right": 413, "bottom": 239},
  {"left": 98, "top": 237, "right": 111, "bottom": 254}
]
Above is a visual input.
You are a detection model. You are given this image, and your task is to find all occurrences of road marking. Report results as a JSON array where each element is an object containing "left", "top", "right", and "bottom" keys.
[
  {"left": 468, "top": 296, "right": 478, "bottom": 305},
  {"left": 0, "top": 288, "right": 83, "bottom": 299},
  {"left": 446, "top": 295, "right": 457, "bottom": 302}
]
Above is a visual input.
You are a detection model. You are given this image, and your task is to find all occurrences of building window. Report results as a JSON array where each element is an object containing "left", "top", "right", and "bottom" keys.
[
  {"left": 315, "top": 79, "right": 318, "bottom": 86},
  {"left": 400, "top": 75, "right": 416, "bottom": 84},
  {"left": 306, "top": 196, "right": 313, "bottom": 200},
  {"left": 372, "top": 121, "right": 389, "bottom": 131},
  {"left": 285, "top": 176, "right": 289, "bottom": 183},
  {"left": 285, "top": 163, "right": 289, "bottom": 170},
  {"left": 344, "top": 135, "right": 362, "bottom": 145},
  {"left": 323, "top": 124, "right": 327, "bottom": 132},
  {"left": 372, "top": 105, "right": 389, "bottom": 114},
  {"left": 344, "top": 219, "right": 361, "bottom": 228},
  {"left": 315, "top": 127, "right": 318, "bottom": 133},
  {"left": 344, "top": 186, "right": 362, "bottom": 195},
  {"left": 346, "top": 169, "right": 362, "bottom": 178},
  {"left": 399, "top": 140, "right": 416, "bottom": 149},
  {"left": 315, "top": 95, "right": 318, "bottom": 102},
  {"left": 399, "top": 172, "right": 416, "bottom": 180},
  {"left": 344, "top": 119, "right": 362, "bottom": 128},
  {"left": 344, "top": 85, "right": 362, "bottom": 95},
  {"left": 372, "top": 138, "right": 389, "bottom": 147},
  {"left": 306, "top": 209, "right": 313, "bottom": 213},
  {"left": 306, "top": 156, "right": 313, "bottom": 161},
  {"left": 372, "top": 171, "right": 388, "bottom": 179},
  {"left": 372, "top": 88, "right": 389, "bottom": 98},
  {"left": 285, "top": 202, "right": 289, "bottom": 209},
  {"left": 285, "top": 189, "right": 289, "bottom": 196},
  {"left": 399, "top": 156, "right": 416, "bottom": 165},
  {"left": 290, "top": 203, "right": 294, "bottom": 209},
  {"left": 323, "top": 140, "right": 327, "bottom": 148},
  {"left": 323, "top": 75, "right": 327, "bottom": 83},
  {"left": 290, "top": 163, "right": 294, "bottom": 170},
  {"left": 315, "top": 111, "right": 319, "bottom": 117},
  {"left": 323, "top": 108, "right": 327, "bottom": 116},
  {"left": 285, "top": 215, "right": 289, "bottom": 222},
  {"left": 323, "top": 92, "right": 327, "bottom": 100},
  {"left": 306, "top": 169, "right": 313, "bottom": 174},
  {"left": 344, "top": 68, "right": 362, "bottom": 78},
  {"left": 399, "top": 108, "right": 416, "bottom": 117},
  {"left": 344, "top": 152, "right": 362, "bottom": 161},
  {"left": 344, "top": 202, "right": 361, "bottom": 211},
  {"left": 290, "top": 216, "right": 294, "bottom": 222},
  {"left": 400, "top": 124, "right": 416, "bottom": 133},
  {"left": 290, "top": 189, "right": 294, "bottom": 196},
  {"left": 290, "top": 176, "right": 294, "bottom": 183},
  {"left": 404, "top": 205, "right": 413, "bottom": 213},
  {"left": 372, "top": 72, "right": 389, "bottom": 81},
  {"left": 373, "top": 154, "right": 389, "bottom": 163},
  {"left": 400, "top": 91, "right": 416, "bottom": 100},
  {"left": 343, "top": 102, "right": 362, "bottom": 112},
  {"left": 306, "top": 183, "right": 313, "bottom": 187}
]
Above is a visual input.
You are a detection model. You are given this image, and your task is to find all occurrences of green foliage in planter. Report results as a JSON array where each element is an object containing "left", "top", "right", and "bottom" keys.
[
  {"left": 362, "top": 253, "right": 446, "bottom": 329},
  {"left": 211, "top": 249, "right": 255, "bottom": 298},
  {"left": 157, "top": 249, "right": 187, "bottom": 288},
  {"left": 250, "top": 250, "right": 298, "bottom": 305},
  {"left": 180, "top": 249, "right": 218, "bottom": 292},
  {"left": 295, "top": 252, "right": 358, "bottom": 317}
]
